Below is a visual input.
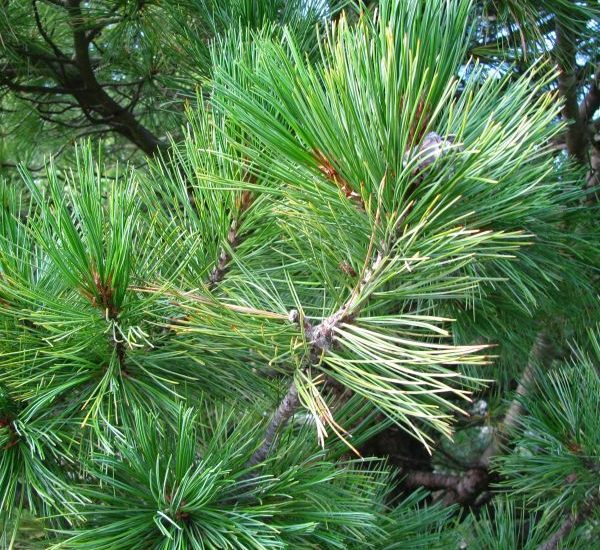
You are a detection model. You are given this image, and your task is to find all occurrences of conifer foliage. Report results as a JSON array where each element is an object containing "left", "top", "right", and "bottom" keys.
[{"left": 1, "top": 0, "right": 599, "bottom": 548}]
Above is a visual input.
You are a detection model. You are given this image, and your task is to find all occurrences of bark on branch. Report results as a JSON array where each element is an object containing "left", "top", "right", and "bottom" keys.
[
  {"left": 579, "top": 65, "right": 600, "bottom": 126},
  {"left": 478, "top": 330, "right": 554, "bottom": 469},
  {"left": 247, "top": 383, "right": 300, "bottom": 467},
  {"left": 555, "top": 22, "right": 588, "bottom": 164},
  {"left": 404, "top": 468, "right": 488, "bottom": 506},
  {"left": 208, "top": 191, "right": 254, "bottom": 289},
  {"left": 537, "top": 488, "right": 600, "bottom": 550}
]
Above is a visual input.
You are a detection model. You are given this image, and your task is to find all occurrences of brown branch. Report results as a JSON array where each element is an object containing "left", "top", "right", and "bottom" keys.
[
  {"left": 49, "top": 0, "right": 165, "bottom": 156},
  {"left": 35, "top": 110, "right": 88, "bottom": 128},
  {"left": 208, "top": 223, "right": 238, "bottom": 288},
  {"left": 403, "top": 470, "right": 461, "bottom": 491},
  {"left": 208, "top": 190, "right": 254, "bottom": 289},
  {"left": 32, "top": 0, "right": 67, "bottom": 61},
  {"left": 555, "top": 22, "right": 588, "bottom": 164},
  {"left": 579, "top": 65, "right": 600, "bottom": 126},
  {"left": 244, "top": 307, "right": 344, "bottom": 468},
  {"left": 404, "top": 468, "right": 489, "bottom": 506},
  {"left": 478, "top": 330, "right": 554, "bottom": 469},
  {"left": 247, "top": 383, "right": 300, "bottom": 467},
  {"left": 403, "top": 331, "right": 555, "bottom": 507},
  {"left": 245, "top": 281, "right": 369, "bottom": 468},
  {"left": 23, "top": 95, "right": 78, "bottom": 106},
  {"left": 537, "top": 488, "right": 600, "bottom": 550},
  {"left": 0, "top": 162, "right": 45, "bottom": 172},
  {"left": 0, "top": 79, "right": 72, "bottom": 95}
]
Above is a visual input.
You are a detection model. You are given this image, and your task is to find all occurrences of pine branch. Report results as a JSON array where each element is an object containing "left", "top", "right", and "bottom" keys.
[
  {"left": 1, "top": 0, "right": 167, "bottom": 156},
  {"left": 246, "top": 130, "right": 466, "bottom": 465},
  {"left": 555, "top": 22, "right": 588, "bottom": 164},
  {"left": 579, "top": 65, "right": 600, "bottom": 126},
  {"left": 208, "top": 190, "right": 254, "bottom": 289},
  {"left": 586, "top": 129, "right": 600, "bottom": 202},
  {"left": 478, "top": 330, "right": 554, "bottom": 469},
  {"left": 247, "top": 382, "right": 300, "bottom": 467},
  {"left": 537, "top": 488, "right": 600, "bottom": 550},
  {"left": 501, "top": 331, "right": 554, "bottom": 432},
  {"left": 402, "top": 331, "right": 555, "bottom": 506},
  {"left": 404, "top": 470, "right": 461, "bottom": 491},
  {"left": 404, "top": 468, "right": 488, "bottom": 506},
  {"left": 246, "top": 181, "right": 394, "bottom": 464},
  {"left": 245, "top": 250, "right": 383, "bottom": 465},
  {"left": 245, "top": 310, "right": 353, "bottom": 467}
]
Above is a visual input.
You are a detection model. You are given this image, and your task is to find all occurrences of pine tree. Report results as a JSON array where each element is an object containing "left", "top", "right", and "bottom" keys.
[{"left": 1, "top": 1, "right": 599, "bottom": 548}]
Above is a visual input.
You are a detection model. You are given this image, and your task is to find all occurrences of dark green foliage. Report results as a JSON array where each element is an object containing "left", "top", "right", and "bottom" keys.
[{"left": 55, "top": 407, "right": 387, "bottom": 549}]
